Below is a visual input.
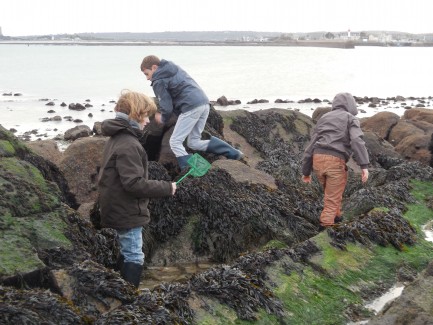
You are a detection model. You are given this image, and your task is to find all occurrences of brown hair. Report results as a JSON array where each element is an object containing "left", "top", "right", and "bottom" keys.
[
  {"left": 140, "top": 55, "right": 161, "bottom": 71},
  {"left": 114, "top": 90, "right": 157, "bottom": 123}
]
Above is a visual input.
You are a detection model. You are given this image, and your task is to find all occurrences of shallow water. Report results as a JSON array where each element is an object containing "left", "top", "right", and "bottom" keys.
[
  {"left": 139, "top": 262, "right": 216, "bottom": 289},
  {"left": 348, "top": 221, "right": 433, "bottom": 324},
  {"left": 423, "top": 220, "right": 433, "bottom": 243},
  {"left": 2, "top": 44, "right": 433, "bottom": 141}
]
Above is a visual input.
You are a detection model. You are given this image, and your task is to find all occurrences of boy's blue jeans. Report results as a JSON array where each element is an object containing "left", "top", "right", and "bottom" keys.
[
  {"left": 117, "top": 226, "right": 144, "bottom": 265},
  {"left": 170, "top": 103, "right": 210, "bottom": 157}
]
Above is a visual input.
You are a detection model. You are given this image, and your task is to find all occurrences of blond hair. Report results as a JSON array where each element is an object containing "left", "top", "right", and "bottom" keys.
[{"left": 115, "top": 90, "right": 157, "bottom": 123}]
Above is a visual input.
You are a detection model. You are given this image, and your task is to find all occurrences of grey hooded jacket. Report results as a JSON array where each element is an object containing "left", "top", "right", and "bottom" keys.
[
  {"left": 151, "top": 59, "right": 209, "bottom": 124},
  {"left": 98, "top": 118, "right": 172, "bottom": 230},
  {"left": 302, "top": 92, "right": 369, "bottom": 176}
]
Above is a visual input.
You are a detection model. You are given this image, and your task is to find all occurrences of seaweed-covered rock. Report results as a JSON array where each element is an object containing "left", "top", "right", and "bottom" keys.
[
  {"left": 2, "top": 107, "right": 433, "bottom": 324},
  {"left": 51, "top": 260, "right": 138, "bottom": 320},
  {"left": 96, "top": 284, "right": 194, "bottom": 324},
  {"left": 146, "top": 166, "right": 317, "bottom": 264},
  {"left": 0, "top": 285, "right": 86, "bottom": 324}
]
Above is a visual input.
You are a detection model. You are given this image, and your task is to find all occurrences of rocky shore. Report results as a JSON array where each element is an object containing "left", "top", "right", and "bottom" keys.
[
  {"left": 3, "top": 92, "right": 433, "bottom": 143},
  {"left": 1, "top": 105, "right": 433, "bottom": 324}
]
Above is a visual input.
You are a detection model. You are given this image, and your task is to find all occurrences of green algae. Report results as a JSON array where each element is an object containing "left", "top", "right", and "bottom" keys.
[
  {"left": 0, "top": 209, "right": 72, "bottom": 277},
  {"left": 0, "top": 157, "right": 61, "bottom": 217},
  {"left": 0, "top": 140, "right": 16, "bottom": 157},
  {"left": 0, "top": 157, "right": 47, "bottom": 190},
  {"left": 261, "top": 240, "right": 288, "bottom": 251},
  {"left": 0, "top": 233, "right": 46, "bottom": 276},
  {"left": 0, "top": 213, "right": 71, "bottom": 276}
]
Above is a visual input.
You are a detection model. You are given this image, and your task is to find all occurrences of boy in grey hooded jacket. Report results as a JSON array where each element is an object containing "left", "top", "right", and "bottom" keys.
[{"left": 302, "top": 92, "right": 369, "bottom": 228}]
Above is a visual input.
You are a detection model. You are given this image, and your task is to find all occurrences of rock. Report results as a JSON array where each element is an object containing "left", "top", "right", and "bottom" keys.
[
  {"left": 26, "top": 139, "right": 63, "bottom": 165},
  {"left": 404, "top": 107, "right": 433, "bottom": 124},
  {"left": 50, "top": 260, "right": 136, "bottom": 318},
  {"left": 64, "top": 125, "right": 92, "bottom": 141},
  {"left": 388, "top": 120, "right": 424, "bottom": 146},
  {"left": 395, "top": 134, "right": 431, "bottom": 165},
  {"left": 3, "top": 108, "right": 433, "bottom": 324},
  {"left": 368, "top": 259, "right": 433, "bottom": 325},
  {"left": 92, "top": 121, "right": 103, "bottom": 135},
  {"left": 68, "top": 103, "right": 86, "bottom": 111},
  {"left": 212, "top": 159, "right": 277, "bottom": 190},
  {"left": 361, "top": 111, "right": 400, "bottom": 140},
  {"left": 58, "top": 136, "right": 107, "bottom": 205},
  {"left": 312, "top": 106, "right": 332, "bottom": 123},
  {"left": 247, "top": 99, "right": 269, "bottom": 104}
]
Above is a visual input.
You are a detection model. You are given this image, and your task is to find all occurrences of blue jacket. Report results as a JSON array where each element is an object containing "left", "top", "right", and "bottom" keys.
[{"left": 151, "top": 59, "right": 209, "bottom": 124}]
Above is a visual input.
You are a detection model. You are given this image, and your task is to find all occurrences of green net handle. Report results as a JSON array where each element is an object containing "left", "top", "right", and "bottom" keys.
[{"left": 176, "top": 168, "right": 194, "bottom": 184}]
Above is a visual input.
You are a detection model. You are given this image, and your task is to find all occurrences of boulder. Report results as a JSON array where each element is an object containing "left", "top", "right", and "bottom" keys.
[
  {"left": 403, "top": 107, "right": 433, "bottom": 124},
  {"left": 360, "top": 111, "right": 400, "bottom": 140},
  {"left": 388, "top": 120, "right": 424, "bottom": 146},
  {"left": 311, "top": 106, "right": 331, "bottom": 123},
  {"left": 26, "top": 139, "right": 63, "bottom": 165},
  {"left": 395, "top": 134, "right": 431, "bottom": 165},
  {"left": 58, "top": 136, "right": 107, "bottom": 205},
  {"left": 64, "top": 125, "right": 92, "bottom": 141}
]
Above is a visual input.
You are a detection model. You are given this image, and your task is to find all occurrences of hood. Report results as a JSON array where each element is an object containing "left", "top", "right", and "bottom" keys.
[
  {"left": 331, "top": 92, "right": 358, "bottom": 116},
  {"left": 152, "top": 59, "right": 178, "bottom": 81},
  {"left": 101, "top": 118, "right": 141, "bottom": 138}
]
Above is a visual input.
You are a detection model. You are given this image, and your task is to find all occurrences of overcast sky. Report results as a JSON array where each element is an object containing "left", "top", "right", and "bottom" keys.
[{"left": 1, "top": 0, "right": 432, "bottom": 36}]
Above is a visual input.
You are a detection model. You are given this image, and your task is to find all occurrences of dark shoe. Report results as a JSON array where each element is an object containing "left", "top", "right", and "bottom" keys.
[
  {"left": 318, "top": 224, "right": 335, "bottom": 231},
  {"left": 120, "top": 262, "right": 143, "bottom": 288},
  {"left": 114, "top": 254, "right": 124, "bottom": 272},
  {"left": 176, "top": 154, "right": 192, "bottom": 171},
  {"left": 334, "top": 216, "right": 344, "bottom": 224},
  {"left": 206, "top": 136, "right": 243, "bottom": 160}
]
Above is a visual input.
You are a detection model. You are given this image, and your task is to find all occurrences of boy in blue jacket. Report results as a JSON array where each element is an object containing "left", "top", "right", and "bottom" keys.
[{"left": 140, "top": 55, "right": 243, "bottom": 171}]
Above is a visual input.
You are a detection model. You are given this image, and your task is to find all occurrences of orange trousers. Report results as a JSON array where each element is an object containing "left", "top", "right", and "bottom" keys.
[{"left": 313, "top": 154, "right": 348, "bottom": 226}]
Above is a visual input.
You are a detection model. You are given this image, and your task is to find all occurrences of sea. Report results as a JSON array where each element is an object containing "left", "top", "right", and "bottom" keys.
[{"left": 1, "top": 44, "right": 433, "bottom": 140}]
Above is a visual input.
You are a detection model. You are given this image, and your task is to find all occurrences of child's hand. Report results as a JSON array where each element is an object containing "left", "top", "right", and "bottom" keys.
[
  {"left": 171, "top": 182, "right": 177, "bottom": 195},
  {"left": 302, "top": 175, "right": 311, "bottom": 183},
  {"left": 155, "top": 112, "right": 163, "bottom": 125},
  {"left": 361, "top": 169, "right": 369, "bottom": 183}
]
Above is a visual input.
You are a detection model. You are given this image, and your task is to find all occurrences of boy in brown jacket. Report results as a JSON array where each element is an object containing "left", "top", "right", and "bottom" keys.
[
  {"left": 302, "top": 92, "right": 369, "bottom": 229},
  {"left": 98, "top": 90, "right": 176, "bottom": 287}
]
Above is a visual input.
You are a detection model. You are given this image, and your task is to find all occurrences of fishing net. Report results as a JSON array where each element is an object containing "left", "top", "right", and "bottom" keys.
[{"left": 176, "top": 153, "right": 211, "bottom": 184}]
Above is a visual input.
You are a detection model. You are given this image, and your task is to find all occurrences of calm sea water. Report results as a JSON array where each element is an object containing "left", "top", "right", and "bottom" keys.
[{"left": 1, "top": 44, "right": 433, "bottom": 139}]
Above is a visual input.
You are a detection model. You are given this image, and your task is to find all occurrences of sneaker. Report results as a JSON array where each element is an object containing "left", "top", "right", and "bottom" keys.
[{"left": 334, "top": 216, "right": 344, "bottom": 224}]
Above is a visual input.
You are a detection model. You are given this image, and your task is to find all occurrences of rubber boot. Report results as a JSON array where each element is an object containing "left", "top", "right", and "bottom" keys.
[
  {"left": 120, "top": 262, "right": 143, "bottom": 288},
  {"left": 206, "top": 136, "right": 243, "bottom": 160},
  {"left": 176, "top": 154, "right": 192, "bottom": 171},
  {"left": 114, "top": 254, "right": 124, "bottom": 272}
]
